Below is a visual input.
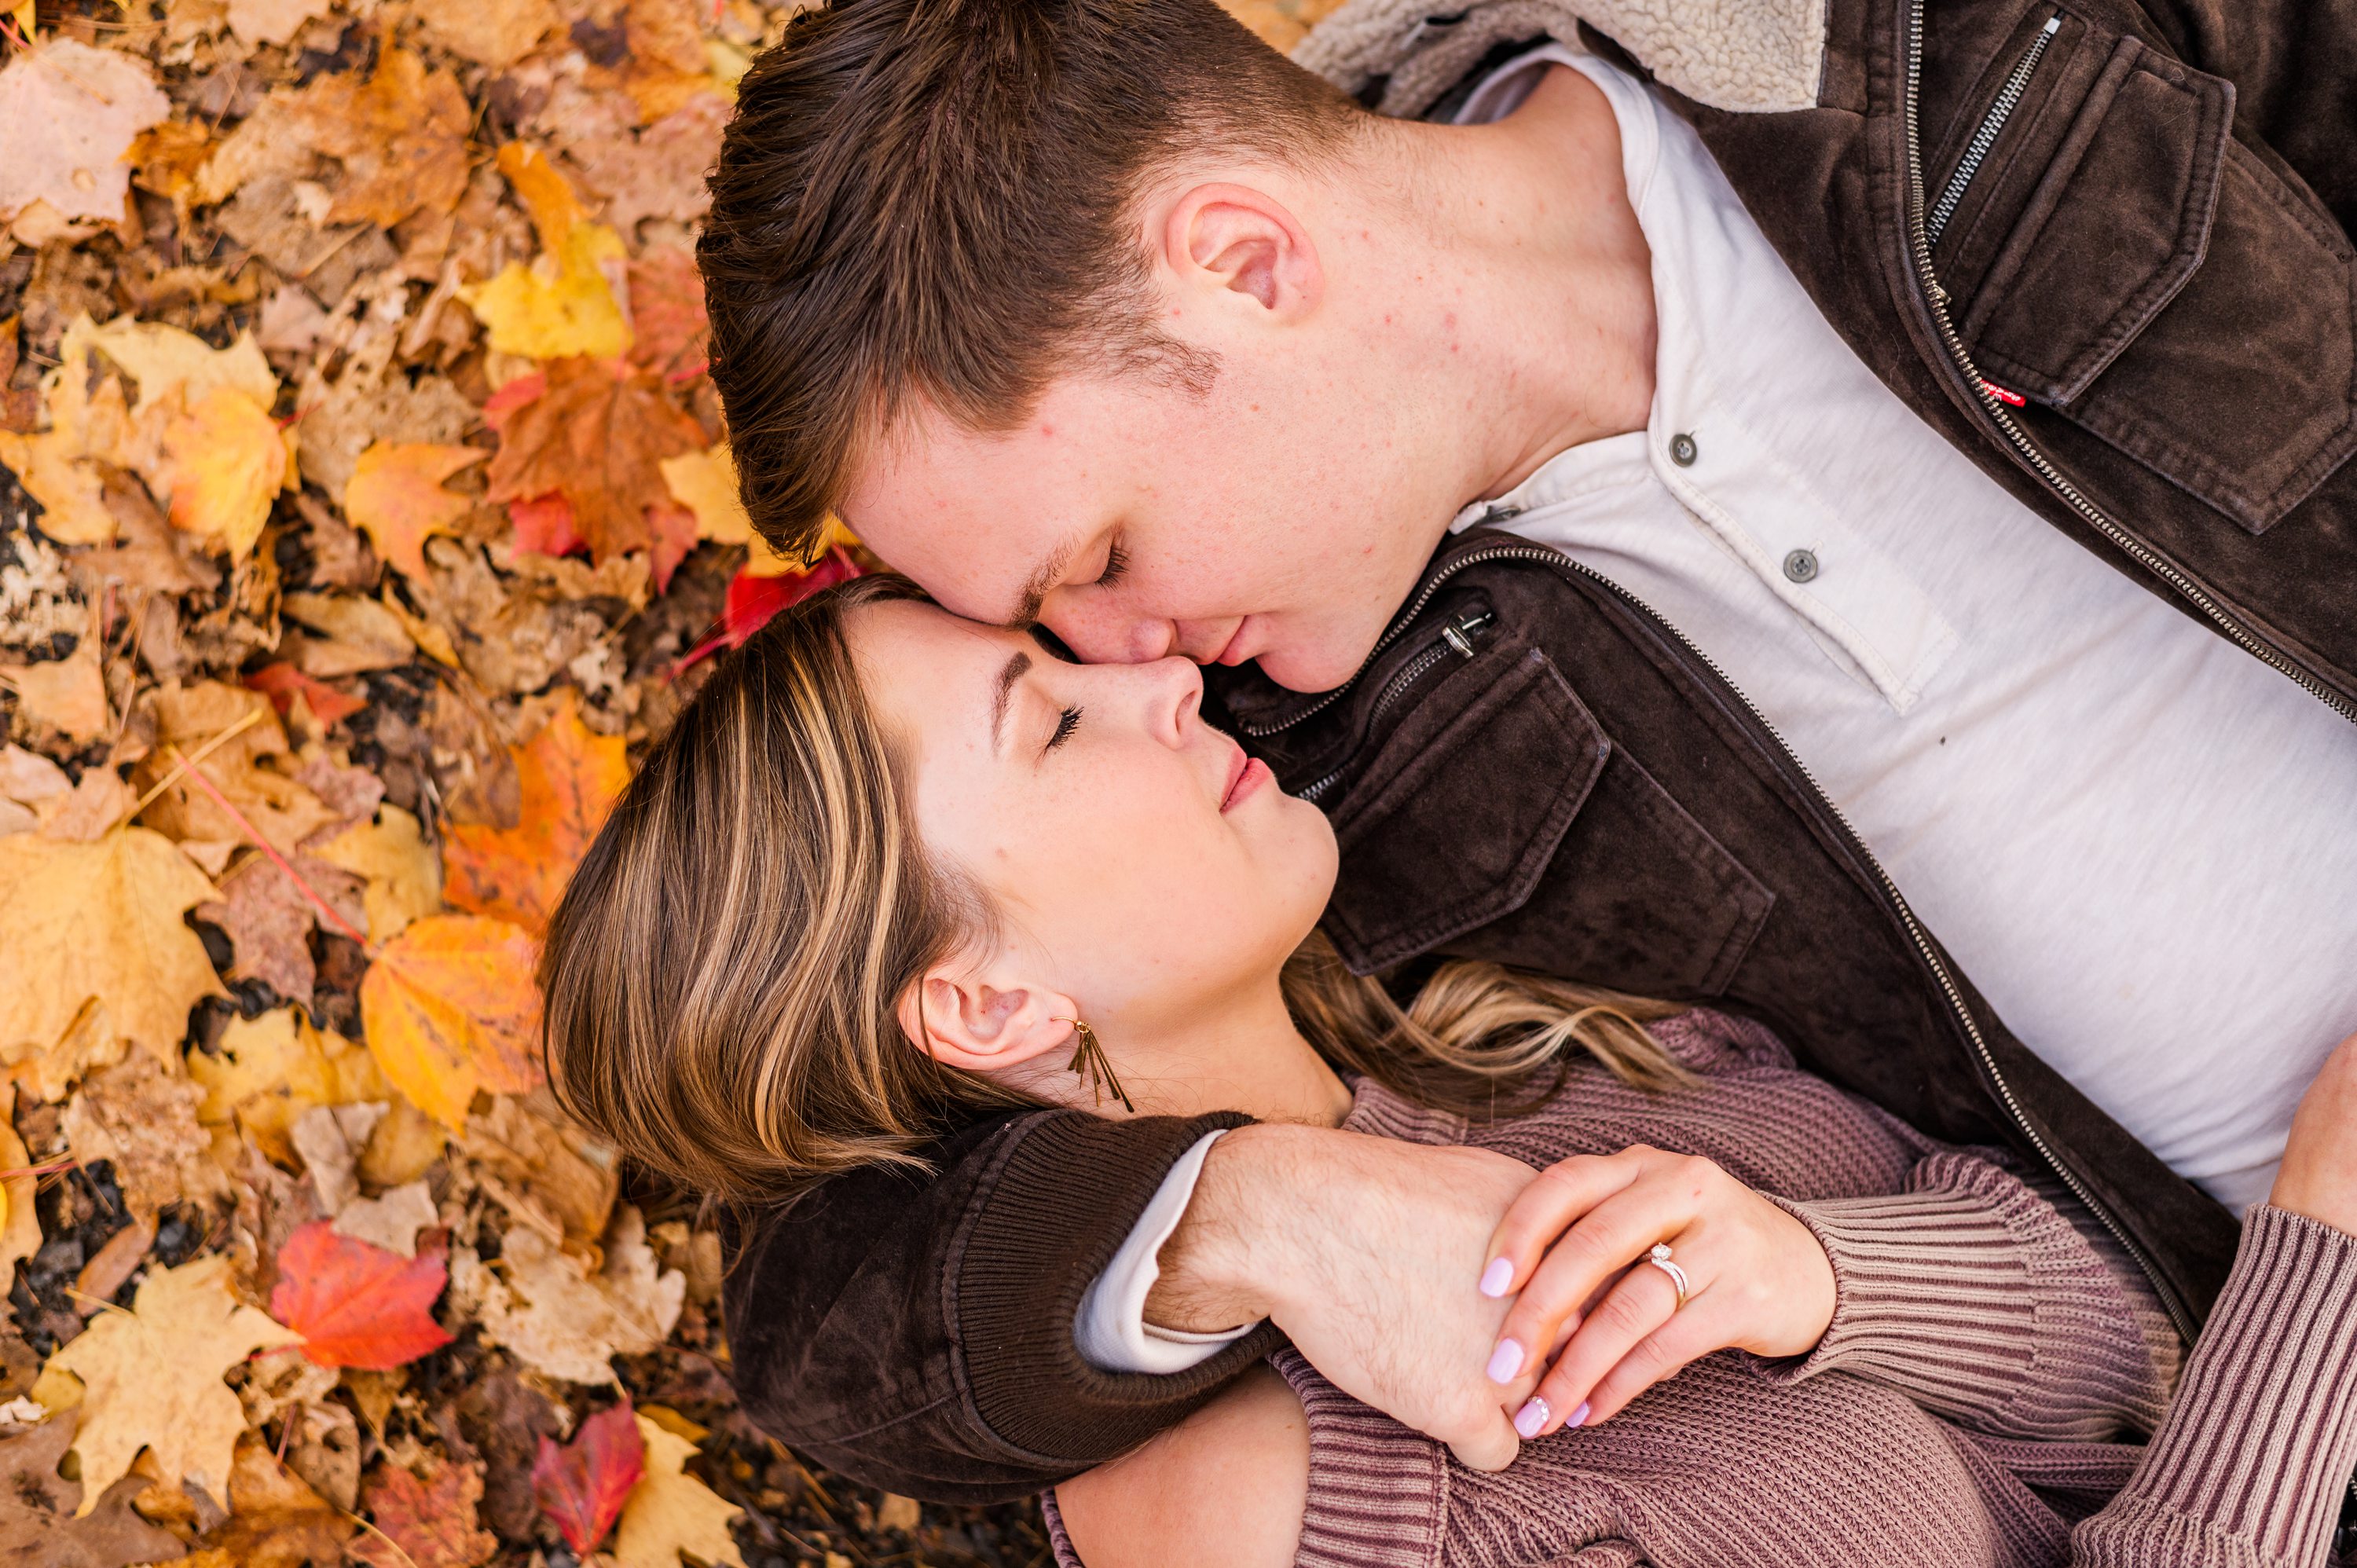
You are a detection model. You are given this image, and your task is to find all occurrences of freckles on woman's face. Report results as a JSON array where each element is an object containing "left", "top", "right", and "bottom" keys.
[{"left": 846, "top": 600, "right": 1337, "bottom": 1026}]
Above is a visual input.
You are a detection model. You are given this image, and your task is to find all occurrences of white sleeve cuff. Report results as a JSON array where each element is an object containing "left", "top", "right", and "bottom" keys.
[{"left": 1073, "top": 1129, "right": 1262, "bottom": 1374}]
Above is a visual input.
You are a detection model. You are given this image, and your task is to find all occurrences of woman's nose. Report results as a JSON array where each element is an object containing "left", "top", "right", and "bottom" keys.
[{"left": 1142, "top": 656, "right": 1204, "bottom": 747}]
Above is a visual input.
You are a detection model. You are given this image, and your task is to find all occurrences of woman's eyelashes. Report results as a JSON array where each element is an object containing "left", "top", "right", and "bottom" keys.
[{"left": 1045, "top": 705, "right": 1083, "bottom": 753}]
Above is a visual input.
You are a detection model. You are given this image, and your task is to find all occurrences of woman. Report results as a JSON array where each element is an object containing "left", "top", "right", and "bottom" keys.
[{"left": 541, "top": 577, "right": 2357, "bottom": 1568}]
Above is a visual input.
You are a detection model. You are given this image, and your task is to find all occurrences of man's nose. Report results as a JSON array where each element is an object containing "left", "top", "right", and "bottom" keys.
[{"left": 1045, "top": 602, "right": 1176, "bottom": 665}]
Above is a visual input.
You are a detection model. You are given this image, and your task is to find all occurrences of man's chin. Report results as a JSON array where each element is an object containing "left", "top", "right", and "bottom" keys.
[{"left": 1253, "top": 642, "right": 1376, "bottom": 695}]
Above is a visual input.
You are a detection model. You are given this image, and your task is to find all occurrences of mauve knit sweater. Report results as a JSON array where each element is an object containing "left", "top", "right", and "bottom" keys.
[{"left": 1042, "top": 1009, "right": 2357, "bottom": 1568}]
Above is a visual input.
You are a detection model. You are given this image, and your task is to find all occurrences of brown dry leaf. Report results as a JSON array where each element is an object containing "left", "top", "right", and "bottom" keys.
[
  {"left": 570, "top": 93, "right": 728, "bottom": 238},
  {"left": 0, "top": 1410, "right": 188, "bottom": 1568},
  {"left": 585, "top": 0, "right": 719, "bottom": 124},
  {"left": 133, "top": 681, "right": 337, "bottom": 856},
  {"left": 449, "top": 1207, "right": 683, "bottom": 1385},
  {"left": 343, "top": 441, "right": 486, "bottom": 581},
  {"left": 279, "top": 591, "right": 417, "bottom": 676},
  {"left": 353, "top": 1456, "right": 497, "bottom": 1568},
  {"left": 187, "top": 1006, "right": 390, "bottom": 1168},
  {"left": 610, "top": 1414, "right": 745, "bottom": 1568},
  {"left": 40, "top": 1253, "right": 305, "bottom": 1512},
  {"left": 0, "top": 42, "right": 172, "bottom": 235},
  {"left": 312, "top": 804, "right": 442, "bottom": 943},
  {"left": 200, "top": 1434, "right": 356, "bottom": 1567},
  {"left": 295, "top": 365, "right": 476, "bottom": 505},
  {"left": 405, "top": 542, "right": 613, "bottom": 696},
  {"left": 483, "top": 357, "right": 702, "bottom": 582},
  {"left": 0, "top": 1087, "right": 43, "bottom": 1284},
  {"left": 196, "top": 850, "right": 365, "bottom": 1001},
  {"left": 226, "top": 0, "right": 329, "bottom": 45},
  {"left": 73, "top": 1216, "right": 158, "bottom": 1317},
  {"left": 453, "top": 1369, "right": 559, "bottom": 1541},
  {"left": 460, "top": 1093, "right": 618, "bottom": 1249},
  {"left": 412, "top": 0, "right": 555, "bottom": 68},
  {"left": 0, "top": 634, "right": 107, "bottom": 743},
  {"left": 334, "top": 1178, "right": 438, "bottom": 1257},
  {"left": 61, "top": 1052, "right": 230, "bottom": 1219},
  {"left": 201, "top": 50, "right": 469, "bottom": 230},
  {"left": 0, "top": 827, "right": 223, "bottom": 1087}
]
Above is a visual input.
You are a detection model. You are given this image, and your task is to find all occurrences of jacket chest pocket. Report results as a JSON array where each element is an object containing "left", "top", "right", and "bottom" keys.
[
  {"left": 1318, "top": 635, "right": 1774, "bottom": 995},
  {"left": 1926, "top": 5, "right": 2357, "bottom": 534}
]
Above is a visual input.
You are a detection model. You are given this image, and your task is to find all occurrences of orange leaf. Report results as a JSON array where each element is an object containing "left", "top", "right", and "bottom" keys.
[
  {"left": 165, "top": 386, "right": 288, "bottom": 562},
  {"left": 482, "top": 357, "right": 704, "bottom": 570},
  {"left": 361, "top": 913, "right": 542, "bottom": 1128},
  {"left": 245, "top": 661, "right": 367, "bottom": 724},
  {"left": 269, "top": 1220, "right": 455, "bottom": 1369},
  {"left": 441, "top": 691, "right": 629, "bottom": 936},
  {"left": 354, "top": 1456, "right": 499, "bottom": 1568},
  {"left": 343, "top": 441, "right": 486, "bottom": 581}
]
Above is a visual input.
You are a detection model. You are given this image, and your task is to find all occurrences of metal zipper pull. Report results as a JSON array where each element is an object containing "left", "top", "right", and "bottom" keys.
[{"left": 1926, "top": 14, "right": 2061, "bottom": 251}]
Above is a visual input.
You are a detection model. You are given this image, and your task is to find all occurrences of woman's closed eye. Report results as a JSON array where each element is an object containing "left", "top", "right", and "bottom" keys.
[{"left": 1047, "top": 705, "right": 1083, "bottom": 753}]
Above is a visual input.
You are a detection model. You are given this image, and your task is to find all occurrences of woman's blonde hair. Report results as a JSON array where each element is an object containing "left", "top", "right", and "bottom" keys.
[{"left": 541, "top": 579, "right": 1689, "bottom": 1206}]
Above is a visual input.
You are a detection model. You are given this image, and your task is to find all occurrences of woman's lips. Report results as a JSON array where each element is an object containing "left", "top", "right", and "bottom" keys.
[{"left": 1221, "top": 753, "right": 1271, "bottom": 812}]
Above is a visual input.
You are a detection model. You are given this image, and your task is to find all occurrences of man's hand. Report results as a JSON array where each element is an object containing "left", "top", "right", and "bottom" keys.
[
  {"left": 1148, "top": 1123, "right": 1538, "bottom": 1470},
  {"left": 1476, "top": 1145, "right": 1837, "bottom": 1436}
]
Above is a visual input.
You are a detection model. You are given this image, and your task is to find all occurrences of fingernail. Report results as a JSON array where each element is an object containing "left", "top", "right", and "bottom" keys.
[
  {"left": 1478, "top": 1257, "right": 1514, "bottom": 1298},
  {"left": 1513, "top": 1397, "right": 1550, "bottom": 1438},
  {"left": 1564, "top": 1401, "right": 1591, "bottom": 1429},
  {"left": 1485, "top": 1339, "right": 1524, "bottom": 1384}
]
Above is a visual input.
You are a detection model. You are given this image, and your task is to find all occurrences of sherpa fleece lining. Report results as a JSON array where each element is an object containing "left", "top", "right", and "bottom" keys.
[{"left": 1292, "top": 0, "right": 1828, "bottom": 116}]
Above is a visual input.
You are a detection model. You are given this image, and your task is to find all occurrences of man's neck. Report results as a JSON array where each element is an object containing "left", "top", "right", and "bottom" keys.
[{"left": 1362, "top": 61, "right": 1659, "bottom": 509}]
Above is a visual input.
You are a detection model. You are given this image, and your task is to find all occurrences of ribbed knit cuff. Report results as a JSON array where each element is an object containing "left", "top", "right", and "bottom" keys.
[
  {"left": 951, "top": 1109, "right": 1285, "bottom": 1466},
  {"left": 1268, "top": 1349, "right": 1450, "bottom": 1568},
  {"left": 1754, "top": 1152, "right": 2171, "bottom": 1440},
  {"left": 2076, "top": 1205, "right": 2357, "bottom": 1568}
]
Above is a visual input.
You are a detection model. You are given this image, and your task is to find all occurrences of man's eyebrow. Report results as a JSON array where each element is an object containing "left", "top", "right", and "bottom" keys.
[
  {"left": 1009, "top": 537, "right": 1076, "bottom": 628},
  {"left": 988, "top": 650, "right": 1032, "bottom": 753}
]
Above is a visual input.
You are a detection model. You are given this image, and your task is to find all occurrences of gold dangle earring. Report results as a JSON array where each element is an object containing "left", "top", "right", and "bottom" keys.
[{"left": 1054, "top": 1018, "right": 1135, "bottom": 1114}]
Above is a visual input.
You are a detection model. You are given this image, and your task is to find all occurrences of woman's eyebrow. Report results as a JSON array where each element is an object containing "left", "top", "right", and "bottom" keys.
[{"left": 988, "top": 650, "right": 1032, "bottom": 754}]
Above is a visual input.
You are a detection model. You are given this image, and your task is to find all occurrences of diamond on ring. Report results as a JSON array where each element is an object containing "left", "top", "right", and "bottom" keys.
[{"left": 1646, "top": 1242, "right": 1692, "bottom": 1307}]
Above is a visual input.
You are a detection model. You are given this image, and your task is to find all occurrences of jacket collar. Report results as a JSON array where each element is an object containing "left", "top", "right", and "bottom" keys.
[{"left": 1293, "top": 0, "right": 1827, "bottom": 116}]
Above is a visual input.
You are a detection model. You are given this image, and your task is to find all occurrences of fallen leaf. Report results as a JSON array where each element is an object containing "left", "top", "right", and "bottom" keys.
[
  {"left": 343, "top": 441, "right": 486, "bottom": 580},
  {"left": 531, "top": 1400, "right": 642, "bottom": 1555},
  {"left": 465, "top": 223, "right": 634, "bottom": 361},
  {"left": 200, "top": 1434, "right": 355, "bottom": 1568},
  {"left": 334, "top": 1179, "right": 438, "bottom": 1258},
  {"left": 459, "top": 1093, "right": 618, "bottom": 1249},
  {"left": 411, "top": 0, "right": 555, "bottom": 67},
  {"left": 41, "top": 1254, "right": 305, "bottom": 1511},
  {"left": 0, "top": 636, "right": 107, "bottom": 742},
  {"left": 0, "top": 827, "right": 223, "bottom": 1084},
  {"left": 449, "top": 1207, "right": 681, "bottom": 1384},
  {"left": 610, "top": 1413, "right": 745, "bottom": 1568},
  {"left": 453, "top": 1370, "right": 560, "bottom": 1540},
  {"left": 245, "top": 663, "right": 365, "bottom": 726},
  {"left": 625, "top": 247, "right": 707, "bottom": 379},
  {"left": 163, "top": 384, "right": 290, "bottom": 562},
  {"left": 0, "top": 42, "right": 171, "bottom": 232},
  {"left": 278, "top": 592, "right": 418, "bottom": 676},
  {"left": 60, "top": 1053, "right": 227, "bottom": 1219},
  {"left": 0, "top": 1088, "right": 44, "bottom": 1284},
  {"left": 507, "top": 491, "right": 584, "bottom": 557},
  {"left": 226, "top": 0, "right": 330, "bottom": 46},
  {"left": 133, "top": 681, "right": 338, "bottom": 857},
  {"left": 80, "top": 316, "right": 277, "bottom": 423},
  {"left": 313, "top": 804, "right": 442, "bottom": 943},
  {"left": 354, "top": 1456, "right": 498, "bottom": 1568},
  {"left": 570, "top": 93, "right": 727, "bottom": 238},
  {"left": 195, "top": 849, "right": 368, "bottom": 1002},
  {"left": 290, "top": 1099, "right": 386, "bottom": 1211},
  {"left": 483, "top": 360, "right": 702, "bottom": 568},
  {"left": 720, "top": 548, "right": 863, "bottom": 649},
  {"left": 269, "top": 1220, "right": 455, "bottom": 1369},
  {"left": 0, "top": 1409, "right": 188, "bottom": 1568},
  {"left": 187, "top": 1006, "right": 389, "bottom": 1168},
  {"left": 282, "top": 1398, "right": 361, "bottom": 1514},
  {"left": 200, "top": 49, "right": 469, "bottom": 229},
  {"left": 361, "top": 913, "right": 542, "bottom": 1127},
  {"left": 442, "top": 691, "right": 628, "bottom": 933},
  {"left": 72, "top": 1216, "right": 156, "bottom": 1317}
]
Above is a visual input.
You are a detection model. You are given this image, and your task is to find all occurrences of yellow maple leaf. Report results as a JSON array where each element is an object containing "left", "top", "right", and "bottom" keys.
[
  {"left": 164, "top": 385, "right": 288, "bottom": 561},
  {"left": 361, "top": 913, "right": 543, "bottom": 1128},
  {"left": 612, "top": 1414, "right": 746, "bottom": 1568},
  {"left": 659, "top": 442, "right": 862, "bottom": 575},
  {"left": 79, "top": 315, "right": 277, "bottom": 422},
  {"left": 41, "top": 1254, "right": 305, "bottom": 1513},
  {"left": 313, "top": 804, "right": 445, "bottom": 943},
  {"left": 0, "top": 426, "right": 115, "bottom": 545},
  {"left": 0, "top": 828, "right": 225, "bottom": 1074},
  {"left": 343, "top": 441, "right": 486, "bottom": 580},
  {"left": 186, "top": 1006, "right": 395, "bottom": 1167},
  {"left": 464, "top": 142, "right": 631, "bottom": 359}
]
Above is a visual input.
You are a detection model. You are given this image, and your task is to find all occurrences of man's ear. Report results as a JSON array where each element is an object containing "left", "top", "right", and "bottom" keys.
[
  {"left": 1160, "top": 182, "right": 1322, "bottom": 321},
  {"left": 896, "top": 958, "right": 1080, "bottom": 1077}
]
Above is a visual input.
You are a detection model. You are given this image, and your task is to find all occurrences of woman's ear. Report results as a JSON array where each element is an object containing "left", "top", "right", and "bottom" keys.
[
  {"left": 896, "top": 959, "right": 1080, "bottom": 1076},
  {"left": 1159, "top": 181, "right": 1323, "bottom": 321}
]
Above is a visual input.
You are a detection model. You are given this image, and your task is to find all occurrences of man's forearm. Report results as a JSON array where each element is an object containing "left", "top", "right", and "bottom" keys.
[{"left": 1146, "top": 1122, "right": 1317, "bottom": 1332}]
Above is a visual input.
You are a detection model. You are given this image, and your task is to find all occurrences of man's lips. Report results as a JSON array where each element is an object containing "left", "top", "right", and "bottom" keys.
[{"left": 1212, "top": 620, "right": 1254, "bottom": 666}]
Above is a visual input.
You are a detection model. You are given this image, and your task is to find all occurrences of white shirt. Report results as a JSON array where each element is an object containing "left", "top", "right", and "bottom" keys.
[{"left": 1079, "top": 42, "right": 2357, "bottom": 1372}]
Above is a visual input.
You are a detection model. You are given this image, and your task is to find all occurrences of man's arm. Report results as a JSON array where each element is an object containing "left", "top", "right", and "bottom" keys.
[{"left": 724, "top": 1111, "right": 1545, "bottom": 1499}]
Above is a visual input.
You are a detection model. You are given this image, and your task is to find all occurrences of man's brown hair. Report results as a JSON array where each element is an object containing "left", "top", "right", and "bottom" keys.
[{"left": 699, "top": 0, "right": 1364, "bottom": 560}]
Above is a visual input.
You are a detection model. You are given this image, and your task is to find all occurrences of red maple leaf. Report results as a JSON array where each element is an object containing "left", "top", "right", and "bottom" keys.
[
  {"left": 246, "top": 661, "right": 368, "bottom": 724},
  {"left": 269, "top": 1221, "right": 456, "bottom": 1369},
  {"left": 531, "top": 1401, "right": 644, "bottom": 1555},
  {"left": 673, "top": 548, "right": 865, "bottom": 675},
  {"left": 508, "top": 492, "right": 585, "bottom": 558}
]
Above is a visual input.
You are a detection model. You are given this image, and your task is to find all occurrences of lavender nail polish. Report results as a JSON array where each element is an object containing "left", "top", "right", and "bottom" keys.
[
  {"left": 1478, "top": 1257, "right": 1514, "bottom": 1298},
  {"left": 1485, "top": 1339, "right": 1525, "bottom": 1383},
  {"left": 1564, "top": 1401, "right": 1592, "bottom": 1429},
  {"left": 1513, "top": 1398, "right": 1550, "bottom": 1438}
]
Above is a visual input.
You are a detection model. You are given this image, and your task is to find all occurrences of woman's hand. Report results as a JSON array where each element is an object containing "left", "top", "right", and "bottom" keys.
[
  {"left": 2271, "top": 1030, "right": 2357, "bottom": 1234},
  {"left": 1478, "top": 1145, "right": 1836, "bottom": 1437}
]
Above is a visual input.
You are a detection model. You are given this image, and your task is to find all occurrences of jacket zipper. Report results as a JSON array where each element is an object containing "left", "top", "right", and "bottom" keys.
[
  {"left": 1924, "top": 14, "right": 2059, "bottom": 249},
  {"left": 1253, "top": 537, "right": 2202, "bottom": 1343},
  {"left": 1296, "top": 609, "right": 1496, "bottom": 803},
  {"left": 1901, "top": 0, "right": 2357, "bottom": 730}
]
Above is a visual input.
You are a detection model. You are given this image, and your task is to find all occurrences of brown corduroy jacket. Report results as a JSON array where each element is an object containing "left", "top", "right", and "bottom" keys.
[{"left": 721, "top": 0, "right": 2357, "bottom": 1505}]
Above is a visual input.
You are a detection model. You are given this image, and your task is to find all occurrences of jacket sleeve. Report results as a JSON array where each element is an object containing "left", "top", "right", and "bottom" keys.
[
  {"left": 2071, "top": 1204, "right": 2357, "bottom": 1568},
  {"left": 720, "top": 1107, "right": 1287, "bottom": 1504},
  {"left": 1751, "top": 1150, "right": 2182, "bottom": 1442}
]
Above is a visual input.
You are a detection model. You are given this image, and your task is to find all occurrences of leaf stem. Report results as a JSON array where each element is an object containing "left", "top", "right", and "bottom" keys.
[{"left": 167, "top": 745, "right": 376, "bottom": 951}]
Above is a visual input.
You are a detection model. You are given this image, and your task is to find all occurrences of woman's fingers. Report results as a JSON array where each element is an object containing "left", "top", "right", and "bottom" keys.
[
  {"left": 1510, "top": 1255, "right": 1681, "bottom": 1436},
  {"left": 1480, "top": 1151, "right": 1645, "bottom": 1299},
  {"left": 1485, "top": 1160, "right": 1706, "bottom": 1387},
  {"left": 1574, "top": 1295, "right": 1721, "bottom": 1426}
]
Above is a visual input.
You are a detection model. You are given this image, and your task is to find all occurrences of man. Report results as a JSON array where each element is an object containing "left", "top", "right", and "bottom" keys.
[{"left": 700, "top": 0, "right": 2357, "bottom": 1506}]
